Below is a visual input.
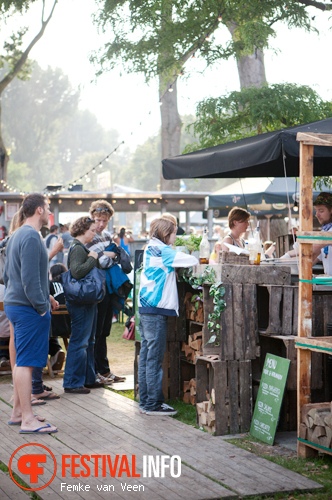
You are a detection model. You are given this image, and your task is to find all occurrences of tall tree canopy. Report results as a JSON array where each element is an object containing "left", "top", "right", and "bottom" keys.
[{"left": 92, "top": 0, "right": 332, "bottom": 190}]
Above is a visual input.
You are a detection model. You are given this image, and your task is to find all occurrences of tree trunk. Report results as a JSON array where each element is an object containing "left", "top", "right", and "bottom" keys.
[
  {"left": 227, "top": 22, "right": 267, "bottom": 90},
  {"left": 0, "top": 101, "right": 9, "bottom": 188},
  {"left": 0, "top": 0, "right": 57, "bottom": 191},
  {"left": 159, "top": 76, "right": 181, "bottom": 191},
  {"left": 236, "top": 49, "right": 267, "bottom": 89}
]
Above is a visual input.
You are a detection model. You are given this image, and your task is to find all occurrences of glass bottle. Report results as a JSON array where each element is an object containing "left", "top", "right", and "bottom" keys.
[
  {"left": 253, "top": 222, "right": 262, "bottom": 265},
  {"left": 199, "top": 227, "right": 210, "bottom": 264}
]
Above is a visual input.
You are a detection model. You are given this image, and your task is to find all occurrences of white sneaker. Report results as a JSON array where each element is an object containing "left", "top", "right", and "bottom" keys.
[{"left": 146, "top": 403, "right": 177, "bottom": 416}]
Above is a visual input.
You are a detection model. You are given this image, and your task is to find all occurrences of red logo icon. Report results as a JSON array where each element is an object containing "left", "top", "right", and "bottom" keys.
[{"left": 9, "top": 443, "right": 57, "bottom": 491}]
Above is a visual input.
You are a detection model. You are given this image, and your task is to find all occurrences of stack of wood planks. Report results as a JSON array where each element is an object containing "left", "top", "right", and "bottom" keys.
[
  {"left": 197, "top": 392, "right": 216, "bottom": 434},
  {"left": 184, "top": 291, "right": 204, "bottom": 323},
  {"left": 300, "top": 402, "right": 332, "bottom": 450},
  {"left": 182, "top": 378, "right": 196, "bottom": 405},
  {"left": 181, "top": 329, "right": 203, "bottom": 363}
]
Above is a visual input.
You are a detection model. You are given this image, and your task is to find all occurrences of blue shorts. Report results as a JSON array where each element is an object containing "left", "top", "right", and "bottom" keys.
[{"left": 4, "top": 305, "right": 51, "bottom": 368}]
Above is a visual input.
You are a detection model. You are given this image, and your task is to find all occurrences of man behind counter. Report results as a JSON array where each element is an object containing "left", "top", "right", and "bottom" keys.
[{"left": 281, "top": 192, "right": 332, "bottom": 275}]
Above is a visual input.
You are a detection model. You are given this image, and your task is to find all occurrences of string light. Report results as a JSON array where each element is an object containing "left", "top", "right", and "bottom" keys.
[{"left": 3, "top": 14, "right": 226, "bottom": 196}]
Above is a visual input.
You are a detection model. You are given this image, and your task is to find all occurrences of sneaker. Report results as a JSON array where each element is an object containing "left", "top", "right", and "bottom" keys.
[
  {"left": 145, "top": 403, "right": 177, "bottom": 416},
  {"left": 64, "top": 387, "right": 90, "bottom": 394},
  {"left": 85, "top": 381, "right": 104, "bottom": 389},
  {"left": 0, "top": 357, "right": 10, "bottom": 368},
  {"left": 139, "top": 407, "right": 146, "bottom": 414},
  {"left": 101, "top": 371, "right": 126, "bottom": 383},
  {"left": 50, "top": 350, "right": 65, "bottom": 371}
]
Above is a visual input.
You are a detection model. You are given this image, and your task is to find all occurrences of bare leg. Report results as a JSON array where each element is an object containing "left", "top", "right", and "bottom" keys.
[
  {"left": 9, "top": 322, "right": 16, "bottom": 370},
  {"left": 14, "top": 365, "right": 57, "bottom": 432}
]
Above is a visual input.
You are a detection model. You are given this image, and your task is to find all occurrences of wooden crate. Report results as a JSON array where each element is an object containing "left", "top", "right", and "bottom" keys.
[
  {"left": 134, "top": 339, "right": 182, "bottom": 401},
  {"left": 258, "top": 285, "right": 332, "bottom": 336},
  {"left": 196, "top": 355, "right": 252, "bottom": 435},
  {"left": 220, "top": 283, "right": 259, "bottom": 360}
]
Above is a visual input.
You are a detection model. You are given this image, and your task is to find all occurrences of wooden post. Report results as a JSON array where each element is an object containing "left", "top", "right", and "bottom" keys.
[{"left": 297, "top": 141, "right": 315, "bottom": 457}]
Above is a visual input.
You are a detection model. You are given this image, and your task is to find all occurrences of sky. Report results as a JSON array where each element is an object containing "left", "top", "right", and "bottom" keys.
[{"left": 1, "top": 0, "right": 332, "bottom": 153}]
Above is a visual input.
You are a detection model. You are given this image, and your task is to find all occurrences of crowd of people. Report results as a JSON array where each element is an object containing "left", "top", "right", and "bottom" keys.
[
  {"left": 2, "top": 191, "right": 332, "bottom": 432},
  {"left": 1, "top": 195, "right": 131, "bottom": 434}
]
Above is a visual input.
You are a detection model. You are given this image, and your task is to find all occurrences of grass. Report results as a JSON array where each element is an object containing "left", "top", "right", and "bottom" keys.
[
  {"left": 0, "top": 462, "right": 41, "bottom": 499},
  {"left": 226, "top": 435, "right": 332, "bottom": 499}
]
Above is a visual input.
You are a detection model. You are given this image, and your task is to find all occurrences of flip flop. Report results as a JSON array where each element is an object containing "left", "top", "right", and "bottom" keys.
[
  {"left": 8, "top": 415, "right": 46, "bottom": 425},
  {"left": 19, "top": 423, "right": 58, "bottom": 434},
  {"left": 33, "top": 391, "right": 60, "bottom": 400},
  {"left": 31, "top": 398, "right": 47, "bottom": 406}
]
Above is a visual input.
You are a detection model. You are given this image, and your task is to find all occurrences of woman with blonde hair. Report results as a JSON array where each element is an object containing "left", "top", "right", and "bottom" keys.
[{"left": 138, "top": 216, "right": 198, "bottom": 416}]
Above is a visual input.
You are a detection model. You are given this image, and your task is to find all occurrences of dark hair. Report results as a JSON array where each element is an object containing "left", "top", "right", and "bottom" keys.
[
  {"left": 22, "top": 193, "right": 47, "bottom": 218},
  {"left": 49, "top": 225, "right": 58, "bottom": 232},
  {"left": 69, "top": 216, "right": 95, "bottom": 237},
  {"left": 119, "top": 227, "right": 126, "bottom": 238},
  {"left": 50, "top": 263, "right": 67, "bottom": 282}
]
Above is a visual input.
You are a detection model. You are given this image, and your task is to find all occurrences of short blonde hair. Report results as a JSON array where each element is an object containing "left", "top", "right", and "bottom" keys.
[
  {"left": 149, "top": 217, "right": 176, "bottom": 244},
  {"left": 228, "top": 207, "right": 250, "bottom": 229},
  {"left": 161, "top": 212, "right": 177, "bottom": 226}
]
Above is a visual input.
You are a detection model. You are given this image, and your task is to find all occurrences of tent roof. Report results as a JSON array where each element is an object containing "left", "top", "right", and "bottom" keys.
[
  {"left": 162, "top": 118, "right": 332, "bottom": 179},
  {"left": 209, "top": 177, "right": 300, "bottom": 208}
]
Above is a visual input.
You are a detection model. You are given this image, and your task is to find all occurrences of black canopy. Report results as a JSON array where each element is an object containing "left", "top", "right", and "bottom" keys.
[{"left": 162, "top": 118, "right": 332, "bottom": 179}]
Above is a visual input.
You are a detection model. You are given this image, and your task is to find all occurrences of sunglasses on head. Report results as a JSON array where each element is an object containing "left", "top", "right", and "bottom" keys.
[
  {"left": 93, "top": 207, "right": 111, "bottom": 213},
  {"left": 85, "top": 217, "right": 94, "bottom": 223}
]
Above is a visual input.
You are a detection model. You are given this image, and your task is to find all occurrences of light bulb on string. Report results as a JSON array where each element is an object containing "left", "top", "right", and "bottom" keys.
[
  {"left": 218, "top": 13, "right": 222, "bottom": 22},
  {"left": 168, "top": 85, "right": 173, "bottom": 92},
  {"left": 293, "top": 201, "right": 299, "bottom": 212}
]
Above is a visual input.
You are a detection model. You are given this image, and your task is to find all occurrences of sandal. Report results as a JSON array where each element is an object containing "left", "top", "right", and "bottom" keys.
[
  {"left": 31, "top": 397, "right": 47, "bottom": 406},
  {"left": 32, "top": 391, "right": 60, "bottom": 400}
]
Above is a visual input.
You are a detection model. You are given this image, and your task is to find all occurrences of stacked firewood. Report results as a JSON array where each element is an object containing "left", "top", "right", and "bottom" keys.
[
  {"left": 184, "top": 292, "right": 204, "bottom": 323},
  {"left": 181, "top": 331, "right": 203, "bottom": 363},
  {"left": 182, "top": 378, "right": 196, "bottom": 405},
  {"left": 300, "top": 402, "right": 332, "bottom": 449},
  {"left": 196, "top": 388, "right": 216, "bottom": 434}
]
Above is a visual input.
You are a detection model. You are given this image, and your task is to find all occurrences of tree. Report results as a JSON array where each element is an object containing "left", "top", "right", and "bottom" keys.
[
  {"left": 2, "top": 62, "right": 124, "bottom": 191},
  {"left": 0, "top": 0, "right": 58, "bottom": 187},
  {"left": 185, "top": 84, "right": 332, "bottom": 151},
  {"left": 92, "top": 1, "right": 331, "bottom": 190}
]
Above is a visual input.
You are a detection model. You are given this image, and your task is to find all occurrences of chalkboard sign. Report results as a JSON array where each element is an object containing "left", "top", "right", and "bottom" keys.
[{"left": 250, "top": 353, "right": 290, "bottom": 444}]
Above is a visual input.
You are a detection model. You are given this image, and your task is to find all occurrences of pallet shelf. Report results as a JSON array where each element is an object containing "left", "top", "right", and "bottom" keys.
[{"left": 296, "top": 132, "right": 332, "bottom": 457}]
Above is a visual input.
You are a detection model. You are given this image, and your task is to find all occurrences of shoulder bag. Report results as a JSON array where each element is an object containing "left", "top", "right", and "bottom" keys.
[{"left": 61, "top": 244, "right": 106, "bottom": 305}]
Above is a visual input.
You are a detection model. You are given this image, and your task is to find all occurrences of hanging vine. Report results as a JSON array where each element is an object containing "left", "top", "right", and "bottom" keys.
[{"left": 178, "top": 266, "right": 226, "bottom": 346}]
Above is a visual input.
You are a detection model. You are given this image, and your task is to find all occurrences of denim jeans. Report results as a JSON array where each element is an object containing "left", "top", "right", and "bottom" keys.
[
  {"left": 63, "top": 302, "right": 97, "bottom": 388},
  {"left": 95, "top": 293, "right": 113, "bottom": 375},
  {"left": 138, "top": 313, "right": 167, "bottom": 411}
]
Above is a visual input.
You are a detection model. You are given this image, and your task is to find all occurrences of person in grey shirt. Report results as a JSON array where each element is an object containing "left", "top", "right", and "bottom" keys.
[{"left": 4, "top": 193, "right": 58, "bottom": 434}]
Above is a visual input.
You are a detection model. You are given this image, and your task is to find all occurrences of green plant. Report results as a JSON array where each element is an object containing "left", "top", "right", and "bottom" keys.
[
  {"left": 178, "top": 266, "right": 226, "bottom": 346},
  {"left": 174, "top": 234, "right": 202, "bottom": 253}
]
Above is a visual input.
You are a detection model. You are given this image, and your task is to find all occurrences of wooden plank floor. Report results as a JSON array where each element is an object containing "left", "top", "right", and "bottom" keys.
[{"left": 0, "top": 380, "right": 322, "bottom": 499}]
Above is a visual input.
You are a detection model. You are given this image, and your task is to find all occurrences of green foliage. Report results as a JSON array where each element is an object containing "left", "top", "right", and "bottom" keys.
[
  {"left": 184, "top": 83, "right": 332, "bottom": 151},
  {"left": 93, "top": 0, "right": 320, "bottom": 87},
  {"left": 179, "top": 266, "right": 226, "bottom": 346},
  {"left": 174, "top": 234, "right": 202, "bottom": 252}
]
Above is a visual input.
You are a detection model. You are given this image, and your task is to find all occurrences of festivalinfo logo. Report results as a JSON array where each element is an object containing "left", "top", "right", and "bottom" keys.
[{"left": 9, "top": 443, "right": 181, "bottom": 493}]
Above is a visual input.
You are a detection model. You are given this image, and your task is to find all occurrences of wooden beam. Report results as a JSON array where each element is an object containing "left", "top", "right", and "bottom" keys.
[{"left": 296, "top": 132, "right": 332, "bottom": 147}]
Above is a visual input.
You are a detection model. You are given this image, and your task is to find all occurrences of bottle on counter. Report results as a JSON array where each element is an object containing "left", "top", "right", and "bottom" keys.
[
  {"left": 199, "top": 227, "right": 210, "bottom": 264},
  {"left": 253, "top": 222, "right": 262, "bottom": 265}
]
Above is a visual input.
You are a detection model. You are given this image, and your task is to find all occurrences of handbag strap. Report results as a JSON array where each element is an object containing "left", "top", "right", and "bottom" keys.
[{"left": 67, "top": 242, "right": 89, "bottom": 269}]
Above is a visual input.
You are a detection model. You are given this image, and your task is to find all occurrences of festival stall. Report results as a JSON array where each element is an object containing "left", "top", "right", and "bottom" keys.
[{"left": 160, "top": 119, "right": 332, "bottom": 454}]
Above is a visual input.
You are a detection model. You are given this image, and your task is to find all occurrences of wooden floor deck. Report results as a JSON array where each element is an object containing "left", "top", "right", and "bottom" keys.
[{"left": 0, "top": 379, "right": 322, "bottom": 499}]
